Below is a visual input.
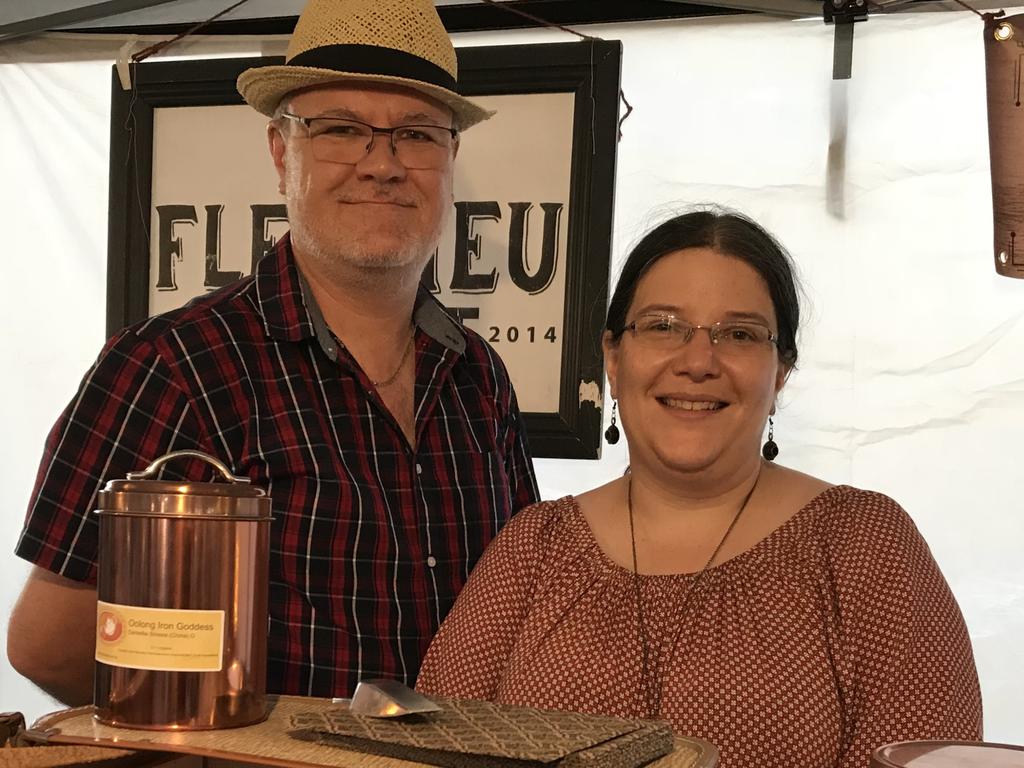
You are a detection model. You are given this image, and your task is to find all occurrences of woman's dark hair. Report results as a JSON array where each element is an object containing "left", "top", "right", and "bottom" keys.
[{"left": 605, "top": 208, "right": 801, "bottom": 367}]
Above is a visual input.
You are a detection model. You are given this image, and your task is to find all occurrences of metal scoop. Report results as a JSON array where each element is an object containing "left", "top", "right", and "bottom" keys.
[{"left": 346, "top": 678, "right": 442, "bottom": 718}]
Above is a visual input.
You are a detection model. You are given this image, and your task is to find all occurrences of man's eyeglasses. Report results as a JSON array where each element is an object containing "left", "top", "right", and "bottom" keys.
[
  {"left": 624, "top": 314, "right": 778, "bottom": 354},
  {"left": 279, "top": 113, "right": 457, "bottom": 170}
]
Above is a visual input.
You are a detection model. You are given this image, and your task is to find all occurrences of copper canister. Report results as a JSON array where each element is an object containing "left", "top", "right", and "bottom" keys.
[{"left": 93, "top": 450, "right": 272, "bottom": 730}]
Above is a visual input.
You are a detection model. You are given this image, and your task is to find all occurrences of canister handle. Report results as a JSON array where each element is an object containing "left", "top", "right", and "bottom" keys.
[{"left": 126, "top": 449, "right": 251, "bottom": 484}]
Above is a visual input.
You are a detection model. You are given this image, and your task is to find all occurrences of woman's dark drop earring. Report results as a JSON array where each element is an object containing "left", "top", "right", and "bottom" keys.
[
  {"left": 762, "top": 416, "right": 779, "bottom": 461},
  {"left": 604, "top": 401, "right": 620, "bottom": 445}
]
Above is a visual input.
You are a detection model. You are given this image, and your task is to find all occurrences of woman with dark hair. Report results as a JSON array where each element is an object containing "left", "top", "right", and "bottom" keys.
[{"left": 417, "top": 209, "right": 981, "bottom": 767}]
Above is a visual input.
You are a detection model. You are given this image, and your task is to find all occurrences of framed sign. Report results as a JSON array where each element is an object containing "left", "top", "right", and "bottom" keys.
[{"left": 107, "top": 41, "right": 621, "bottom": 458}]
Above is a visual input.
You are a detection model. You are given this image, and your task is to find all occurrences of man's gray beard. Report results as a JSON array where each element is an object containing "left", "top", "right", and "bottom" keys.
[
  {"left": 296, "top": 224, "right": 434, "bottom": 273},
  {"left": 287, "top": 201, "right": 445, "bottom": 279}
]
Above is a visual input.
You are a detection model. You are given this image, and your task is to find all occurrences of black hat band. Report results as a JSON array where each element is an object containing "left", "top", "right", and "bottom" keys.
[{"left": 288, "top": 44, "right": 457, "bottom": 92}]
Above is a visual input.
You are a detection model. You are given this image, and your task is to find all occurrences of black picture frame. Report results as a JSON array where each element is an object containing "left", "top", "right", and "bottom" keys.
[{"left": 107, "top": 40, "right": 621, "bottom": 459}]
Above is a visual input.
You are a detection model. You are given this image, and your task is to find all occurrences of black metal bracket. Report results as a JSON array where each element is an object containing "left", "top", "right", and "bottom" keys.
[{"left": 823, "top": 0, "right": 868, "bottom": 80}]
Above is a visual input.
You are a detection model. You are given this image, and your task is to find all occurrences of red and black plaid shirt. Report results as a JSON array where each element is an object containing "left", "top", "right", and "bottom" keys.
[{"left": 16, "top": 235, "right": 539, "bottom": 696}]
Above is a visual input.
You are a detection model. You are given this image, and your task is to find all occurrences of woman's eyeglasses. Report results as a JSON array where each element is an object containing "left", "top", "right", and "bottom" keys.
[{"left": 624, "top": 314, "right": 778, "bottom": 354}]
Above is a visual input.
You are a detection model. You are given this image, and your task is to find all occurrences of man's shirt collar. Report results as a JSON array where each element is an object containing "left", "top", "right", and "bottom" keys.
[{"left": 256, "top": 234, "right": 466, "bottom": 358}]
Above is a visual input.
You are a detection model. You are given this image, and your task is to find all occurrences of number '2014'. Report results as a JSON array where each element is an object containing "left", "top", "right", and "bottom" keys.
[{"left": 488, "top": 326, "right": 557, "bottom": 343}]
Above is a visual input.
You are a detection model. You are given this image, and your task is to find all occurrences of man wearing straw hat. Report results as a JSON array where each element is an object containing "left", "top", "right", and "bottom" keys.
[{"left": 9, "top": 0, "right": 539, "bottom": 704}]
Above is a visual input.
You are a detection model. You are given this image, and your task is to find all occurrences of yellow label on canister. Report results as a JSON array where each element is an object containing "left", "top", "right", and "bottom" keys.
[{"left": 95, "top": 601, "right": 225, "bottom": 672}]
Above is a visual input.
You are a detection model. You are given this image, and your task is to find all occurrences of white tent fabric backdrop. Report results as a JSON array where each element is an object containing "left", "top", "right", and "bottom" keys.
[{"left": 1, "top": 11, "right": 1022, "bottom": 743}]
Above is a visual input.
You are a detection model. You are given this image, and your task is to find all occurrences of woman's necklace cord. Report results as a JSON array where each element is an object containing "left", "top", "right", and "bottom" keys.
[{"left": 628, "top": 469, "right": 761, "bottom": 719}]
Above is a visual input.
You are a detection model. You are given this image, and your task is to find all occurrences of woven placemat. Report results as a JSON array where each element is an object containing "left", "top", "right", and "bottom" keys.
[
  {"left": 289, "top": 698, "right": 672, "bottom": 767},
  {"left": 32, "top": 696, "right": 715, "bottom": 768}
]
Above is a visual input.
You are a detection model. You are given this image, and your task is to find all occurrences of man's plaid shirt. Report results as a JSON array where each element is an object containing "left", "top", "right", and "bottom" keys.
[{"left": 16, "top": 235, "right": 539, "bottom": 696}]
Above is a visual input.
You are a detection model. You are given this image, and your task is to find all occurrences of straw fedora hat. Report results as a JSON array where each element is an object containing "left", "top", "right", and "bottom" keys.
[{"left": 237, "top": 0, "right": 493, "bottom": 129}]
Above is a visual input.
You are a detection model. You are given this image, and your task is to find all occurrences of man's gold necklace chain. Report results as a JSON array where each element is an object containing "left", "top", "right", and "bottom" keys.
[{"left": 371, "top": 329, "right": 415, "bottom": 388}]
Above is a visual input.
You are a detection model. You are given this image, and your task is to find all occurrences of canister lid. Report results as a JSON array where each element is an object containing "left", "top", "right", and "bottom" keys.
[{"left": 97, "top": 450, "right": 272, "bottom": 519}]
